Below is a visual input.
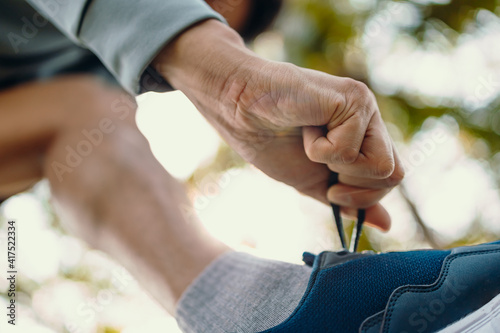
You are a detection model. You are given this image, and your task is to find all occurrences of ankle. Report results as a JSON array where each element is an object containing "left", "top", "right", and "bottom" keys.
[{"left": 176, "top": 252, "right": 312, "bottom": 332}]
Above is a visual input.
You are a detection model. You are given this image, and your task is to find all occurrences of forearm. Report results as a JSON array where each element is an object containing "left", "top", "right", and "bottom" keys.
[{"left": 152, "top": 20, "right": 269, "bottom": 134}]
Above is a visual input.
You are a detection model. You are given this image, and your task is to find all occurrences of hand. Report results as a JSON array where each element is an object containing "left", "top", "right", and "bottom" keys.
[{"left": 153, "top": 20, "right": 404, "bottom": 230}]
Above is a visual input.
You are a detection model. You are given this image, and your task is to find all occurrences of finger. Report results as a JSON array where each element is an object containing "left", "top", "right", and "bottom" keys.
[
  {"left": 302, "top": 113, "right": 368, "bottom": 165},
  {"left": 327, "top": 183, "right": 391, "bottom": 208},
  {"left": 325, "top": 111, "right": 369, "bottom": 164},
  {"left": 330, "top": 145, "right": 405, "bottom": 189},
  {"left": 327, "top": 113, "right": 395, "bottom": 179},
  {"left": 341, "top": 203, "right": 391, "bottom": 231},
  {"left": 249, "top": 129, "right": 332, "bottom": 205}
]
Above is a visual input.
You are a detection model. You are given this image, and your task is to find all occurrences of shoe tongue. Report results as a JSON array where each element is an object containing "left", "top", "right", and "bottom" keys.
[
  {"left": 318, "top": 250, "right": 375, "bottom": 269},
  {"left": 302, "top": 252, "right": 317, "bottom": 267},
  {"left": 302, "top": 250, "right": 376, "bottom": 268}
]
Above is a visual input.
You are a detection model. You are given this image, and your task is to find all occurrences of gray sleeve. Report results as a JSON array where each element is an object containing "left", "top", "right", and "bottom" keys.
[{"left": 25, "top": 0, "right": 225, "bottom": 94}]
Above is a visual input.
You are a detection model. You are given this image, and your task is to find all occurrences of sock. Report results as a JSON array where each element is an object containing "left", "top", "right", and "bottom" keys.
[{"left": 176, "top": 251, "right": 312, "bottom": 333}]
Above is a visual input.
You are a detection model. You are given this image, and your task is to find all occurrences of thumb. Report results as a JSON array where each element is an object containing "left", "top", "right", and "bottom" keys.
[{"left": 302, "top": 114, "right": 368, "bottom": 165}]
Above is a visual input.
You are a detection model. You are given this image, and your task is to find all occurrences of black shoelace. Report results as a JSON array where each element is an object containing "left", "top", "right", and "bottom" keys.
[{"left": 328, "top": 172, "right": 365, "bottom": 252}]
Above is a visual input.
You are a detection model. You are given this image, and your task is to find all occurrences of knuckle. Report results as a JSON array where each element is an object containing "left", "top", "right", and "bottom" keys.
[
  {"left": 343, "top": 79, "right": 375, "bottom": 113},
  {"left": 345, "top": 78, "right": 371, "bottom": 97},
  {"left": 353, "top": 80, "right": 370, "bottom": 94},
  {"left": 304, "top": 145, "right": 322, "bottom": 163},
  {"left": 386, "top": 166, "right": 405, "bottom": 187},
  {"left": 375, "top": 163, "right": 405, "bottom": 188},
  {"left": 327, "top": 79, "right": 375, "bottom": 128},
  {"left": 338, "top": 148, "right": 358, "bottom": 164},
  {"left": 374, "top": 158, "right": 395, "bottom": 179}
]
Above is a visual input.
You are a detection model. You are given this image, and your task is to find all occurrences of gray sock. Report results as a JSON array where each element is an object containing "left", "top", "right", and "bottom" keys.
[{"left": 176, "top": 251, "right": 312, "bottom": 333}]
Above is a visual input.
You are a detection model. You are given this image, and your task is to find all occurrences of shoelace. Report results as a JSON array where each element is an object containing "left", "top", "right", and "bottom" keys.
[{"left": 328, "top": 172, "right": 365, "bottom": 252}]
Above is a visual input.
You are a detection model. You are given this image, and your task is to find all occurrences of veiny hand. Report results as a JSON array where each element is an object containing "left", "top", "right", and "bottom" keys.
[{"left": 154, "top": 20, "right": 404, "bottom": 230}]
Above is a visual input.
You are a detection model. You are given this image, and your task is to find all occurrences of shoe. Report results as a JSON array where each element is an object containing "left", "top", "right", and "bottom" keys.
[{"left": 259, "top": 240, "right": 500, "bottom": 333}]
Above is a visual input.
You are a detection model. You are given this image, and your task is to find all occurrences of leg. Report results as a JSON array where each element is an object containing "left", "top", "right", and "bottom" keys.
[
  {"left": 0, "top": 76, "right": 229, "bottom": 314},
  {"left": 0, "top": 76, "right": 313, "bottom": 333}
]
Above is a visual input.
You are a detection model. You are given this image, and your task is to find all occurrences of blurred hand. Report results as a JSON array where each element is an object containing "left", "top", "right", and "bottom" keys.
[{"left": 154, "top": 20, "right": 404, "bottom": 230}]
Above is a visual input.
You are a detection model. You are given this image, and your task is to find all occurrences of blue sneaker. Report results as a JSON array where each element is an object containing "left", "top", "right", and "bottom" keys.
[{"left": 260, "top": 240, "right": 500, "bottom": 333}]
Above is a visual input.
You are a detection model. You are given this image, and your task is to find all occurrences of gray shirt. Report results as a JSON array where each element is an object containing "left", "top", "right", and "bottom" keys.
[{"left": 0, "top": 0, "right": 224, "bottom": 94}]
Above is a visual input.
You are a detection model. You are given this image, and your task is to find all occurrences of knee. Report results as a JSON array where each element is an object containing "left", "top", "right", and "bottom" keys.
[
  {"left": 56, "top": 75, "right": 138, "bottom": 130},
  {"left": 49, "top": 75, "right": 147, "bottom": 155},
  {"left": 46, "top": 76, "right": 147, "bottom": 183}
]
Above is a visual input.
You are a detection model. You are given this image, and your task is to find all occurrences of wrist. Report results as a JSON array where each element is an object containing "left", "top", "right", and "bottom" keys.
[{"left": 153, "top": 20, "right": 251, "bottom": 97}]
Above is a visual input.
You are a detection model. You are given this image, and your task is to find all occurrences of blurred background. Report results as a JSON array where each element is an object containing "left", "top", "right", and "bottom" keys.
[{"left": 1, "top": 0, "right": 499, "bottom": 331}]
